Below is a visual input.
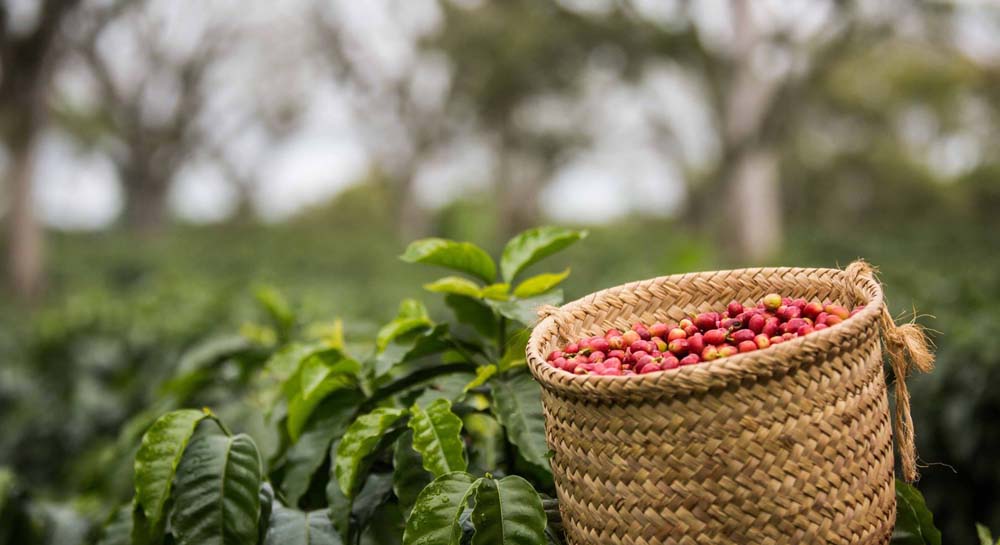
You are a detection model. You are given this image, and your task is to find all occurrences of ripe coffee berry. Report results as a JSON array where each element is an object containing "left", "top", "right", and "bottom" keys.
[
  {"left": 679, "top": 354, "right": 701, "bottom": 366},
  {"left": 649, "top": 322, "right": 669, "bottom": 339},
  {"left": 694, "top": 312, "right": 718, "bottom": 331},
  {"left": 545, "top": 294, "right": 864, "bottom": 376},
  {"left": 704, "top": 329, "right": 727, "bottom": 345},
  {"left": 590, "top": 337, "right": 610, "bottom": 353}
]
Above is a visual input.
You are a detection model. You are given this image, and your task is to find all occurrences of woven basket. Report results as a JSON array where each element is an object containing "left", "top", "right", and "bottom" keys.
[{"left": 525, "top": 261, "right": 933, "bottom": 545}]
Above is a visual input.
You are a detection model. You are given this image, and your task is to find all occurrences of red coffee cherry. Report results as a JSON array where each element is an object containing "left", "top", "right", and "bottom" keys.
[
  {"left": 679, "top": 354, "right": 701, "bottom": 366},
  {"left": 703, "top": 328, "right": 727, "bottom": 345},
  {"left": 686, "top": 333, "right": 705, "bottom": 355}
]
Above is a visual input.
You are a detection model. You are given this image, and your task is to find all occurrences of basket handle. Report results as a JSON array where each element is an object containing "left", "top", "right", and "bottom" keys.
[{"left": 847, "top": 260, "right": 935, "bottom": 483}]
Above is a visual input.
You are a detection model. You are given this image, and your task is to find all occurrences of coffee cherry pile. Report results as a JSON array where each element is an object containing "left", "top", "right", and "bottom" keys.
[{"left": 545, "top": 295, "right": 865, "bottom": 376}]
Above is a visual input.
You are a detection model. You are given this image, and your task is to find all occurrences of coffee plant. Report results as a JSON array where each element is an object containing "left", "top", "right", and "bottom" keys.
[{"left": 0, "top": 226, "right": 946, "bottom": 545}]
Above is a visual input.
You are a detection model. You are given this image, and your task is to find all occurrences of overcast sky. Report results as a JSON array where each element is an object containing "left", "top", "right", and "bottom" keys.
[{"left": 22, "top": 0, "right": 1000, "bottom": 230}]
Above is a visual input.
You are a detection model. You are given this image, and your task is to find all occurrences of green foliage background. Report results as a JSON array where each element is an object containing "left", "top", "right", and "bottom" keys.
[{"left": 1, "top": 177, "right": 998, "bottom": 542}]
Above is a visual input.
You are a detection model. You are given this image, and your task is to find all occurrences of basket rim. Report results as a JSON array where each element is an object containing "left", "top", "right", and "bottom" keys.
[{"left": 525, "top": 264, "right": 885, "bottom": 401}]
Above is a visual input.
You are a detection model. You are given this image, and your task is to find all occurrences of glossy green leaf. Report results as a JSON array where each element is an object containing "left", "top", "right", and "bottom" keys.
[
  {"left": 287, "top": 373, "right": 358, "bottom": 442},
  {"left": 170, "top": 426, "right": 263, "bottom": 545},
  {"left": 300, "top": 351, "right": 360, "bottom": 402},
  {"left": 408, "top": 399, "right": 467, "bottom": 477},
  {"left": 471, "top": 475, "right": 547, "bottom": 545},
  {"left": 326, "top": 441, "right": 352, "bottom": 541},
  {"left": 976, "top": 524, "right": 997, "bottom": 545},
  {"left": 444, "top": 295, "right": 498, "bottom": 339},
  {"left": 512, "top": 269, "right": 570, "bottom": 298},
  {"left": 424, "top": 277, "right": 483, "bottom": 298},
  {"left": 401, "top": 238, "right": 496, "bottom": 283},
  {"left": 281, "top": 390, "right": 364, "bottom": 506},
  {"left": 402, "top": 472, "right": 479, "bottom": 545},
  {"left": 131, "top": 501, "right": 159, "bottom": 545},
  {"left": 490, "top": 372, "right": 550, "bottom": 471},
  {"left": 352, "top": 473, "right": 396, "bottom": 533},
  {"left": 411, "top": 372, "right": 479, "bottom": 408},
  {"left": 480, "top": 283, "right": 511, "bottom": 301},
  {"left": 892, "top": 481, "right": 942, "bottom": 545},
  {"left": 95, "top": 504, "right": 133, "bottom": 545},
  {"left": 259, "top": 483, "right": 274, "bottom": 544},
  {"left": 265, "top": 342, "right": 328, "bottom": 384},
  {"left": 464, "top": 413, "right": 507, "bottom": 475},
  {"left": 374, "top": 324, "right": 451, "bottom": 380},
  {"left": 464, "top": 365, "right": 497, "bottom": 392},
  {"left": 133, "top": 409, "right": 210, "bottom": 532},
  {"left": 377, "top": 300, "right": 433, "bottom": 351},
  {"left": 500, "top": 227, "right": 587, "bottom": 282},
  {"left": 263, "top": 505, "right": 342, "bottom": 545},
  {"left": 359, "top": 502, "right": 405, "bottom": 545},
  {"left": 393, "top": 431, "right": 433, "bottom": 517},
  {"left": 487, "top": 290, "right": 564, "bottom": 326},
  {"left": 498, "top": 329, "right": 530, "bottom": 372},
  {"left": 335, "top": 408, "right": 407, "bottom": 497}
]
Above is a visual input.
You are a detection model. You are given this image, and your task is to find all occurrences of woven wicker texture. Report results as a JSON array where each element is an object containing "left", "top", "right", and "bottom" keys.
[{"left": 526, "top": 262, "right": 924, "bottom": 545}]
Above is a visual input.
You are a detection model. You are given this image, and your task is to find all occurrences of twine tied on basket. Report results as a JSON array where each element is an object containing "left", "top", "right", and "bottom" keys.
[{"left": 847, "top": 260, "right": 935, "bottom": 483}]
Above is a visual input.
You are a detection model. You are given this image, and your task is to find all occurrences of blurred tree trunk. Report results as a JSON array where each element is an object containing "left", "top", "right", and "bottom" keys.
[
  {"left": 0, "top": 0, "right": 81, "bottom": 300},
  {"left": 6, "top": 136, "right": 43, "bottom": 299},
  {"left": 719, "top": 0, "right": 782, "bottom": 263},
  {"left": 121, "top": 165, "right": 171, "bottom": 235}
]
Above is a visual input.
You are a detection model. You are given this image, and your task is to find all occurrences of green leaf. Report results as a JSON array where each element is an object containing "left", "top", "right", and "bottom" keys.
[
  {"left": 352, "top": 473, "right": 396, "bottom": 533},
  {"left": 255, "top": 285, "right": 295, "bottom": 338},
  {"left": 301, "top": 351, "right": 360, "bottom": 402},
  {"left": 512, "top": 269, "right": 570, "bottom": 298},
  {"left": 976, "top": 524, "right": 995, "bottom": 545},
  {"left": 393, "top": 431, "right": 433, "bottom": 517},
  {"left": 374, "top": 324, "right": 451, "bottom": 380},
  {"left": 133, "top": 409, "right": 210, "bottom": 532},
  {"left": 445, "top": 295, "right": 498, "bottom": 340},
  {"left": 288, "top": 373, "right": 358, "bottom": 442},
  {"left": 263, "top": 505, "right": 342, "bottom": 545},
  {"left": 471, "top": 475, "right": 547, "bottom": 545},
  {"left": 500, "top": 227, "right": 587, "bottom": 283},
  {"left": 174, "top": 335, "right": 255, "bottom": 376},
  {"left": 402, "top": 472, "right": 479, "bottom": 545},
  {"left": 131, "top": 501, "right": 160, "bottom": 545},
  {"left": 892, "top": 481, "right": 942, "bottom": 545},
  {"left": 281, "top": 389, "right": 365, "bottom": 506},
  {"left": 326, "top": 441, "right": 352, "bottom": 541},
  {"left": 265, "top": 342, "right": 327, "bottom": 384},
  {"left": 498, "top": 330, "right": 530, "bottom": 373},
  {"left": 259, "top": 483, "right": 274, "bottom": 544},
  {"left": 377, "top": 300, "right": 433, "bottom": 351},
  {"left": 335, "top": 408, "right": 407, "bottom": 497},
  {"left": 411, "top": 372, "right": 479, "bottom": 408},
  {"left": 424, "top": 277, "right": 483, "bottom": 298},
  {"left": 359, "top": 502, "right": 405, "bottom": 545},
  {"left": 170, "top": 426, "right": 263, "bottom": 545},
  {"left": 401, "top": 238, "right": 497, "bottom": 283},
  {"left": 463, "top": 413, "right": 507, "bottom": 475},
  {"left": 95, "top": 504, "right": 133, "bottom": 545},
  {"left": 487, "top": 290, "right": 564, "bottom": 326},
  {"left": 408, "top": 399, "right": 467, "bottom": 477},
  {"left": 464, "top": 365, "right": 497, "bottom": 392},
  {"left": 481, "top": 283, "right": 511, "bottom": 301},
  {"left": 490, "top": 372, "right": 550, "bottom": 472}
]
